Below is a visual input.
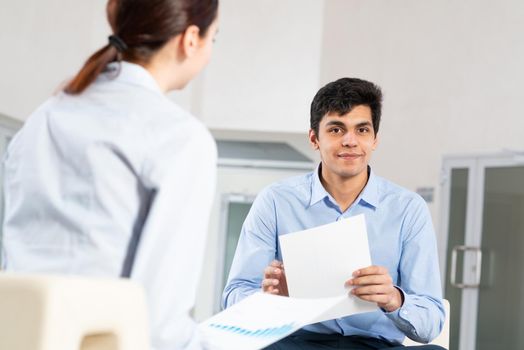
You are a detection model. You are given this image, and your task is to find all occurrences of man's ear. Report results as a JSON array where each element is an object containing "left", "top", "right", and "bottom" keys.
[
  {"left": 181, "top": 25, "right": 201, "bottom": 58},
  {"left": 309, "top": 129, "right": 319, "bottom": 150},
  {"left": 372, "top": 133, "right": 379, "bottom": 151}
]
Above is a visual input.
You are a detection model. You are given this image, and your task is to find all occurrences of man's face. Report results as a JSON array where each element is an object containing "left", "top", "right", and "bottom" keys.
[{"left": 309, "top": 105, "right": 378, "bottom": 181}]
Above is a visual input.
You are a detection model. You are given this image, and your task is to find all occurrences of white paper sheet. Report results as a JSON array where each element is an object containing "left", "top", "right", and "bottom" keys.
[
  {"left": 199, "top": 292, "right": 350, "bottom": 350},
  {"left": 278, "top": 214, "right": 377, "bottom": 319},
  {"left": 199, "top": 215, "right": 378, "bottom": 349}
]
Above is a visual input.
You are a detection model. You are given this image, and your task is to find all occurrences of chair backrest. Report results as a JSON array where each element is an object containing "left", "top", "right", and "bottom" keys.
[
  {"left": 403, "top": 299, "right": 450, "bottom": 349},
  {"left": 0, "top": 272, "right": 150, "bottom": 350}
]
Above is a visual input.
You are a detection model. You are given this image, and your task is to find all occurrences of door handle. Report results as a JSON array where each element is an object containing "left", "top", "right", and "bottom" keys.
[{"left": 450, "top": 245, "right": 482, "bottom": 288}]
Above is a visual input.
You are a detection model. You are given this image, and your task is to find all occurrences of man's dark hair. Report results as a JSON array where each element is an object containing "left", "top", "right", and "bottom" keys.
[{"left": 310, "top": 77, "right": 383, "bottom": 136}]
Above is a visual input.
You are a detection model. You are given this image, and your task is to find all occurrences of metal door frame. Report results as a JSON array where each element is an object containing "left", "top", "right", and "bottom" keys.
[
  {"left": 0, "top": 114, "right": 22, "bottom": 269},
  {"left": 213, "top": 193, "right": 255, "bottom": 313}
]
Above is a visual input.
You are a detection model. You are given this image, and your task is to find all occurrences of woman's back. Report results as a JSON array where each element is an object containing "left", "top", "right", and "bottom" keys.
[
  {"left": 2, "top": 62, "right": 218, "bottom": 350},
  {"left": 3, "top": 62, "right": 215, "bottom": 274}
]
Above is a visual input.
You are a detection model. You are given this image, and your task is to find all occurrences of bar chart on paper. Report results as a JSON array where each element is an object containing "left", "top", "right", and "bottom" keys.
[
  {"left": 199, "top": 293, "right": 320, "bottom": 350},
  {"left": 207, "top": 322, "right": 295, "bottom": 338},
  {"left": 199, "top": 292, "right": 368, "bottom": 350}
]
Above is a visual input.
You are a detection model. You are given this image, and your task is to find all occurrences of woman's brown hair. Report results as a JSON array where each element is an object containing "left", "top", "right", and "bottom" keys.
[{"left": 65, "top": 0, "right": 218, "bottom": 95}]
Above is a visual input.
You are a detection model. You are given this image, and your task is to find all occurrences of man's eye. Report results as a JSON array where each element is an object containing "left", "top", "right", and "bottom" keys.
[
  {"left": 358, "top": 127, "right": 370, "bottom": 133},
  {"left": 330, "top": 128, "right": 341, "bottom": 134}
]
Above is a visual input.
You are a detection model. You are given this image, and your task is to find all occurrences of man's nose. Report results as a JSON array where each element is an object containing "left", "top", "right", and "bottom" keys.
[{"left": 341, "top": 130, "right": 357, "bottom": 147}]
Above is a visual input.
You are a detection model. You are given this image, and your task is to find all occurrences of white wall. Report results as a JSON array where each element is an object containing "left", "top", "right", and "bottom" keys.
[
  {"left": 0, "top": 0, "right": 109, "bottom": 120},
  {"left": 321, "top": 0, "right": 524, "bottom": 235},
  {"left": 1, "top": 0, "right": 325, "bottom": 135},
  {"left": 195, "top": 0, "right": 325, "bottom": 133},
  {"left": 0, "top": 0, "right": 205, "bottom": 122}
]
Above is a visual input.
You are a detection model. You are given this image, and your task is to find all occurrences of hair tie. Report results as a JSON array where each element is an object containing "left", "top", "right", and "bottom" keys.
[{"left": 108, "top": 35, "right": 128, "bottom": 52}]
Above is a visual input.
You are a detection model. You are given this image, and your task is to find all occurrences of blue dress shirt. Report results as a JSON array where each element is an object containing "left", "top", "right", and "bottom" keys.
[{"left": 222, "top": 166, "right": 445, "bottom": 344}]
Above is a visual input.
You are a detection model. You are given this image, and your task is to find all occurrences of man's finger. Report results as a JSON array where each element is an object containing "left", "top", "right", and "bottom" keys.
[
  {"left": 347, "top": 274, "right": 392, "bottom": 287},
  {"left": 351, "top": 285, "right": 392, "bottom": 296},
  {"left": 270, "top": 260, "right": 283, "bottom": 267},
  {"left": 353, "top": 265, "right": 388, "bottom": 277},
  {"left": 264, "top": 265, "right": 282, "bottom": 277},
  {"left": 353, "top": 293, "right": 390, "bottom": 305},
  {"left": 262, "top": 279, "right": 279, "bottom": 288}
]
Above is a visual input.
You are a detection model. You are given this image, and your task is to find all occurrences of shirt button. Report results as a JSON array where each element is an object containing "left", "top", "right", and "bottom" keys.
[{"left": 402, "top": 310, "right": 408, "bottom": 315}]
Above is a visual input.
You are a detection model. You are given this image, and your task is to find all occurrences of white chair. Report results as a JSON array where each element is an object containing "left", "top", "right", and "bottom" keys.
[
  {"left": 403, "top": 299, "right": 450, "bottom": 349},
  {"left": 0, "top": 273, "right": 450, "bottom": 350},
  {"left": 0, "top": 272, "right": 149, "bottom": 350}
]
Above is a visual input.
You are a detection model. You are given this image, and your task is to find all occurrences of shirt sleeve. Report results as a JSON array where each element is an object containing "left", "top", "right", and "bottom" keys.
[
  {"left": 384, "top": 195, "right": 446, "bottom": 343},
  {"left": 130, "top": 118, "right": 217, "bottom": 350},
  {"left": 221, "top": 186, "right": 278, "bottom": 309}
]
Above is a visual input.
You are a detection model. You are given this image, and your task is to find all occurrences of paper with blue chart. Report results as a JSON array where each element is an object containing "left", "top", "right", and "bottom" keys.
[
  {"left": 199, "top": 214, "right": 376, "bottom": 350},
  {"left": 199, "top": 292, "right": 350, "bottom": 350}
]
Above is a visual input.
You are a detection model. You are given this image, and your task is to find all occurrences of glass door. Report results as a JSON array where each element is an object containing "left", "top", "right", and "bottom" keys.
[
  {"left": 474, "top": 160, "right": 524, "bottom": 350},
  {"left": 214, "top": 193, "right": 254, "bottom": 312},
  {"left": 442, "top": 155, "right": 524, "bottom": 350}
]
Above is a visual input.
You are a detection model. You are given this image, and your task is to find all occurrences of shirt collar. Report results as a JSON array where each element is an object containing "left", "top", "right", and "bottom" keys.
[
  {"left": 101, "top": 61, "right": 164, "bottom": 95},
  {"left": 310, "top": 164, "right": 328, "bottom": 207},
  {"left": 309, "top": 164, "right": 380, "bottom": 209},
  {"left": 360, "top": 168, "right": 379, "bottom": 208}
]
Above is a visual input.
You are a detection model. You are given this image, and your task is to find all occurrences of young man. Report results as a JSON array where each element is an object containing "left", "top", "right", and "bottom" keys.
[{"left": 222, "top": 78, "right": 445, "bottom": 349}]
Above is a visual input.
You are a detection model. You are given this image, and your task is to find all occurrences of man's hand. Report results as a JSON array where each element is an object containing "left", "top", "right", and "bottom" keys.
[
  {"left": 345, "top": 265, "right": 403, "bottom": 312},
  {"left": 261, "top": 260, "right": 289, "bottom": 296}
]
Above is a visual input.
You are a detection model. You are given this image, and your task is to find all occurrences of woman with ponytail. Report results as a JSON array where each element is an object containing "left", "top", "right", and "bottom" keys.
[{"left": 2, "top": 0, "right": 219, "bottom": 349}]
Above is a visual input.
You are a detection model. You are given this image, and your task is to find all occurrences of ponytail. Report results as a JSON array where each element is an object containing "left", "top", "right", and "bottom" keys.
[
  {"left": 64, "top": 45, "right": 118, "bottom": 95},
  {"left": 64, "top": 0, "right": 219, "bottom": 95}
]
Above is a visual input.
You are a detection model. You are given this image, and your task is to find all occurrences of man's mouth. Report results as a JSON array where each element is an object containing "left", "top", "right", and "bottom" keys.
[{"left": 337, "top": 153, "right": 362, "bottom": 160}]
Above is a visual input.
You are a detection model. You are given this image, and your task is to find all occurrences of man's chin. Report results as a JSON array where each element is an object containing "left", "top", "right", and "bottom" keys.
[{"left": 336, "top": 167, "right": 367, "bottom": 179}]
